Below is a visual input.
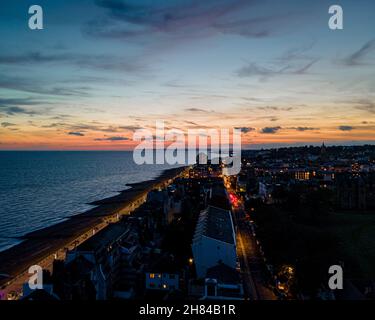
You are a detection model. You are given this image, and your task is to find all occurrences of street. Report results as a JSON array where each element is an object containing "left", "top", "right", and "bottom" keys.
[{"left": 229, "top": 190, "right": 277, "bottom": 300}]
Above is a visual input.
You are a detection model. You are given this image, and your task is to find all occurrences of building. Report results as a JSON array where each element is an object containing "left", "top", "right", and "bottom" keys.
[
  {"left": 64, "top": 222, "right": 130, "bottom": 300},
  {"left": 22, "top": 270, "right": 60, "bottom": 301},
  {"left": 294, "top": 170, "right": 310, "bottom": 181},
  {"left": 204, "top": 263, "right": 244, "bottom": 300},
  {"left": 236, "top": 175, "right": 247, "bottom": 193},
  {"left": 147, "top": 188, "right": 182, "bottom": 225},
  {"left": 192, "top": 206, "right": 237, "bottom": 278},
  {"left": 209, "top": 183, "right": 231, "bottom": 210},
  {"left": 145, "top": 254, "right": 180, "bottom": 295}
]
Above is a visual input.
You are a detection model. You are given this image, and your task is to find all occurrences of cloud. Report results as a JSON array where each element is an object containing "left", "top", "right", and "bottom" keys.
[
  {"left": 89, "top": 0, "right": 255, "bottom": 38},
  {"left": 41, "top": 123, "right": 66, "bottom": 128},
  {"left": 236, "top": 127, "right": 255, "bottom": 133},
  {"left": 184, "top": 120, "right": 199, "bottom": 126},
  {"left": 0, "top": 75, "right": 92, "bottom": 97},
  {"left": 212, "top": 13, "right": 294, "bottom": 38},
  {"left": 68, "top": 131, "right": 85, "bottom": 136},
  {"left": 86, "top": 0, "right": 305, "bottom": 45},
  {"left": 258, "top": 106, "right": 293, "bottom": 112},
  {"left": 292, "top": 127, "right": 319, "bottom": 131},
  {"left": 118, "top": 125, "right": 142, "bottom": 131},
  {"left": 344, "top": 39, "right": 375, "bottom": 66},
  {"left": 237, "top": 59, "right": 318, "bottom": 78},
  {"left": 355, "top": 100, "right": 375, "bottom": 114},
  {"left": 237, "top": 63, "right": 284, "bottom": 78},
  {"left": 185, "top": 107, "right": 210, "bottom": 113},
  {"left": 0, "top": 106, "right": 38, "bottom": 116},
  {"left": 0, "top": 52, "right": 147, "bottom": 74},
  {"left": 1, "top": 122, "right": 16, "bottom": 127},
  {"left": 34, "top": 122, "right": 143, "bottom": 134},
  {"left": 278, "top": 42, "right": 315, "bottom": 62},
  {"left": 292, "top": 59, "right": 319, "bottom": 75},
  {"left": 0, "top": 96, "right": 56, "bottom": 118},
  {"left": 69, "top": 124, "right": 120, "bottom": 133},
  {"left": 0, "top": 97, "right": 44, "bottom": 109},
  {"left": 338, "top": 125, "right": 354, "bottom": 131},
  {"left": 94, "top": 136, "right": 129, "bottom": 141},
  {"left": 260, "top": 126, "right": 281, "bottom": 134}
]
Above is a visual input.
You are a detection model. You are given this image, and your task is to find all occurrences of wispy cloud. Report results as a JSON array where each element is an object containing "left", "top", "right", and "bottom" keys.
[
  {"left": 237, "top": 59, "right": 318, "bottom": 78},
  {"left": 257, "top": 106, "right": 293, "bottom": 112},
  {"left": 278, "top": 42, "right": 315, "bottom": 62},
  {"left": 34, "top": 121, "right": 143, "bottom": 134},
  {"left": 86, "top": 0, "right": 305, "bottom": 46},
  {"left": 0, "top": 75, "right": 92, "bottom": 97},
  {"left": 355, "top": 99, "right": 375, "bottom": 114},
  {"left": 1, "top": 122, "right": 16, "bottom": 127},
  {"left": 0, "top": 52, "right": 147, "bottom": 74},
  {"left": 0, "top": 98, "right": 45, "bottom": 116},
  {"left": 70, "top": 124, "right": 120, "bottom": 133},
  {"left": 118, "top": 125, "right": 142, "bottom": 131},
  {"left": 290, "top": 126, "right": 319, "bottom": 131},
  {"left": 344, "top": 39, "right": 375, "bottom": 66},
  {"left": 94, "top": 136, "right": 129, "bottom": 141},
  {"left": 89, "top": 0, "right": 255, "bottom": 38}
]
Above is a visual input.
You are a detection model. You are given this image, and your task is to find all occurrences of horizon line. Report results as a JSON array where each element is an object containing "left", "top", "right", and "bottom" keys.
[{"left": 1, "top": 143, "right": 374, "bottom": 152}]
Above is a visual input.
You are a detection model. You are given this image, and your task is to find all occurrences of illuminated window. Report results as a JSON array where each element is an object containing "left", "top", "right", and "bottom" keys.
[{"left": 149, "top": 273, "right": 155, "bottom": 279}]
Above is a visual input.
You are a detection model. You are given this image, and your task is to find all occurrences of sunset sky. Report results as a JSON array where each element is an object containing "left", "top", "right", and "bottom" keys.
[{"left": 0, "top": 0, "right": 374, "bottom": 150}]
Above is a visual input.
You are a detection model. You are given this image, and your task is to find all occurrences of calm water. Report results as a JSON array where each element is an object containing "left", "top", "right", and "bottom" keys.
[{"left": 0, "top": 151, "right": 179, "bottom": 252}]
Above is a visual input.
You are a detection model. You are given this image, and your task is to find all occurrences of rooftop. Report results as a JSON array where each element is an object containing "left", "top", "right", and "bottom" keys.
[
  {"left": 75, "top": 222, "right": 129, "bottom": 252},
  {"left": 193, "top": 206, "right": 235, "bottom": 244}
]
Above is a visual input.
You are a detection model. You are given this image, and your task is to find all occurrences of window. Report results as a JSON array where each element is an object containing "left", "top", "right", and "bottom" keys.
[{"left": 149, "top": 273, "right": 155, "bottom": 279}]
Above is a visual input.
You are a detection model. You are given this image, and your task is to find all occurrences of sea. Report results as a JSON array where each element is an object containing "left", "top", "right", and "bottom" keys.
[{"left": 0, "top": 151, "right": 180, "bottom": 252}]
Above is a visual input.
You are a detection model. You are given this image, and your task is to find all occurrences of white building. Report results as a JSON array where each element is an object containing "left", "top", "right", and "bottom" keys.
[{"left": 192, "top": 206, "right": 237, "bottom": 278}]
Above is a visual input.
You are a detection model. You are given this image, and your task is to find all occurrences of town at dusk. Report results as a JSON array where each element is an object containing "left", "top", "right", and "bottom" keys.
[{"left": 0, "top": 0, "right": 374, "bottom": 315}]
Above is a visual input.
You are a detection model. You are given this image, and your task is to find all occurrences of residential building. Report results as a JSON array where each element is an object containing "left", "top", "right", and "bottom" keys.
[{"left": 192, "top": 206, "right": 236, "bottom": 278}]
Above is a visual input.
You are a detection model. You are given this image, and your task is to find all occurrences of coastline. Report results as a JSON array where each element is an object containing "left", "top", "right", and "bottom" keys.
[{"left": 0, "top": 166, "right": 187, "bottom": 290}]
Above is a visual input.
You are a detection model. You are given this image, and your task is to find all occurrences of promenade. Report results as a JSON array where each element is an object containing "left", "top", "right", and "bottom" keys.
[{"left": 0, "top": 166, "right": 187, "bottom": 297}]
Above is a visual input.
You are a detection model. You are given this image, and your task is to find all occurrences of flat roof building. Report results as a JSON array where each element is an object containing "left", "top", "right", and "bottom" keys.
[{"left": 192, "top": 206, "right": 236, "bottom": 278}]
